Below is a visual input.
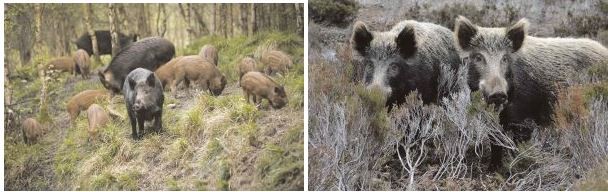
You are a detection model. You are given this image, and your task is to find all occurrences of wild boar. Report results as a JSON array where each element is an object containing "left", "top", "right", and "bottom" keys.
[
  {"left": 199, "top": 44, "right": 219, "bottom": 66},
  {"left": 74, "top": 30, "right": 137, "bottom": 56},
  {"left": 174, "top": 56, "right": 227, "bottom": 96},
  {"left": 47, "top": 57, "right": 76, "bottom": 75},
  {"left": 73, "top": 49, "right": 91, "bottom": 79},
  {"left": 99, "top": 37, "right": 175, "bottom": 94},
  {"left": 67, "top": 89, "right": 110, "bottom": 122},
  {"left": 239, "top": 57, "right": 257, "bottom": 82},
  {"left": 22, "top": 118, "right": 45, "bottom": 144},
  {"left": 454, "top": 16, "right": 608, "bottom": 170},
  {"left": 350, "top": 20, "right": 462, "bottom": 110},
  {"left": 261, "top": 50, "right": 293, "bottom": 76},
  {"left": 86, "top": 104, "right": 109, "bottom": 141},
  {"left": 240, "top": 71, "right": 288, "bottom": 109},
  {"left": 155, "top": 56, "right": 184, "bottom": 95},
  {"left": 124, "top": 68, "right": 164, "bottom": 140}
]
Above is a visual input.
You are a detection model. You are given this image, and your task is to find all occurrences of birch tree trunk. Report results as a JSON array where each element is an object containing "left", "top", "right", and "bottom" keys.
[
  {"left": 84, "top": 4, "right": 101, "bottom": 63},
  {"left": 109, "top": 3, "right": 121, "bottom": 57}
]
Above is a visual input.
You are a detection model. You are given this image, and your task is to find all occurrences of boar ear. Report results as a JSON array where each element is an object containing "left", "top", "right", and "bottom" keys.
[
  {"left": 351, "top": 21, "right": 373, "bottom": 56},
  {"left": 506, "top": 18, "right": 528, "bottom": 52},
  {"left": 395, "top": 25, "right": 417, "bottom": 59},
  {"left": 146, "top": 73, "right": 156, "bottom": 87},
  {"left": 98, "top": 70, "right": 105, "bottom": 80},
  {"left": 455, "top": 16, "right": 478, "bottom": 51}
]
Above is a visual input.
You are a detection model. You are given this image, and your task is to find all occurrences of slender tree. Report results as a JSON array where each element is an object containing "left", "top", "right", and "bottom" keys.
[
  {"left": 156, "top": 4, "right": 167, "bottom": 37},
  {"left": 248, "top": 3, "right": 256, "bottom": 36},
  {"left": 84, "top": 4, "right": 101, "bottom": 63},
  {"left": 109, "top": 3, "right": 121, "bottom": 57},
  {"left": 35, "top": 4, "right": 50, "bottom": 122}
]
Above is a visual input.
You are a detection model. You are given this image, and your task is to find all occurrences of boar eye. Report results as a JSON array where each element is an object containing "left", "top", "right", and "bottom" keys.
[
  {"left": 388, "top": 63, "right": 400, "bottom": 75},
  {"left": 501, "top": 56, "right": 510, "bottom": 63},
  {"left": 472, "top": 53, "right": 484, "bottom": 63}
]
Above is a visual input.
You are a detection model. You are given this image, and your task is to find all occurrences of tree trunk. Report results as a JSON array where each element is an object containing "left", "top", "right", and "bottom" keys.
[
  {"left": 156, "top": 4, "right": 167, "bottom": 37},
  {"left": 191, "top": 5, "right": 209, "bottom": 35},
  {"left": 295, "top": 4, "right": 303, "bottom": 35},
  {"left": 222, "top": 4, "right": 228, "bottom": 38},
  {"left": 136, "top": 4, "right": 151, "bottom": 37},
  {"left": 15, "top": 7, "right": 33, "bottom": 66},
  {"left": 118, "top": 4, "right": 130, "bottom": 36},
  {"left": 85, "top": 4, "right": 101, "bottom": 63},
  {"left": 240, "top": 4, "right": 248, "bottom": 36},
  {"left": 248, "top": 3, "right": 255, "bottom": 36},
  {"left": 213, "top": 4, "right": 217, "bottom": 35},
  {"left": 5, "top": 57, "right": 11, "bottom": 106},
  {"left": 229, "top": 4, "right": 234, "bottom": 36},
  {"left": 178, "top": 3, "right": 196, "bottom": 41},
  {"left": 109, "top": 3, "right": 121, "bottom": 57},
  {"left": 35, "top": 4, "right": 50, "bottom": 122}
]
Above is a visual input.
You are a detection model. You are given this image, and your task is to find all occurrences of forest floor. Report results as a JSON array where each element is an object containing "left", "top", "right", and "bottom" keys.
[{"left": 4, "top": 32, "right": 304, "bottom": 190}]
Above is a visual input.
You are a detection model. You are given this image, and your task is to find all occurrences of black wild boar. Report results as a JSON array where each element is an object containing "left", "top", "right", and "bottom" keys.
[
  {"left": 350, "top": 20, "right": 462, "bottom": 109},
  {"left": 74, "top": 30, "right": 137, "bottom": 56},
  {"left": 454, "top": 16, "right": 608, "bottom": 170},
  {"left": 99, "top": 37, "right": 175, "bottom": 94},
  {"left": 124, "top": 68, "right": 164, "bottom": 140}
]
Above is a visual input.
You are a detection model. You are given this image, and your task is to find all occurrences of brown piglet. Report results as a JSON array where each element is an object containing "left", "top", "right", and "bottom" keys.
[
  {"left": 86, "top": 104, "right": 109, "bottom": 141},
  {"left": 240, "top": 71, "right": 288, "bottom": 109},
  {"left": 22, "top": 118, "right": 46, "bottom": 144},
  {"left": 67, "top": 89, "right": 110, "bottom": 123}
]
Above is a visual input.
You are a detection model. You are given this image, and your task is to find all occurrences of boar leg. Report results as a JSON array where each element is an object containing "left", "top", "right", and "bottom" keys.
[
  {"left": 154, "top": 111, "right": 163, "bottom": 133},
  {"left": 137, "top": 114, "right": 145, "bottom": 139},
  {"left": 244, "top": 91, "right": 251, "bottom": 103},
  {"left": 128, "top": 110, "right": 138, "bottom": 140}
]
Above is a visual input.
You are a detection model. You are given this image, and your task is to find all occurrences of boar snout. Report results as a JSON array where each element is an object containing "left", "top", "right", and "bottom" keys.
[{"left": 487, "top": 92, "right": 507, "bottom": 106}]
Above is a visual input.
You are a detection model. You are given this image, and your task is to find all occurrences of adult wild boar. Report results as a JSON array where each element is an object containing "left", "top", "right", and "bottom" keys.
[
  {"left": 74, "top": 30, "right": 137, "bottom": 56},
  {"left": 86, "top": 104, "right": 109, "bottom": 141},
  {"left": 99, "top": 37, "right": 175, "bottom": 94},
  {"left": 22, "top": 118, "right": 46, "bottom": 144},
  {"left": 199, "top": 44, "right": 219, "bottom": 66},
  {"left": 239, "top": 57, "right": 257, "bottom": 81},
  {"left": 47, "top": 56, "right": 76, "bottom": 75},
  {"left": 261, "top": 50, "right": 293, "bottom": 76},
  {"left": 74, "top": 49, "right": 91, "bottom": 79},
  {"left": 174, "top": 56, "right": 227, "bottom": 96},
  {"left": 124, "top": 68, "right": 164, "bottom": 140},
  {"left": 350, "top": 20, "right": 462, "bottom": 109},
  {"left": 67, "top": 89, "right": 110, "bottom": 123},
  {"left": 454, "top": 16, "right": 608, "bottom": 169},
  {"left": 240, "top": 71, "right": 288, "bottom": 109}
]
